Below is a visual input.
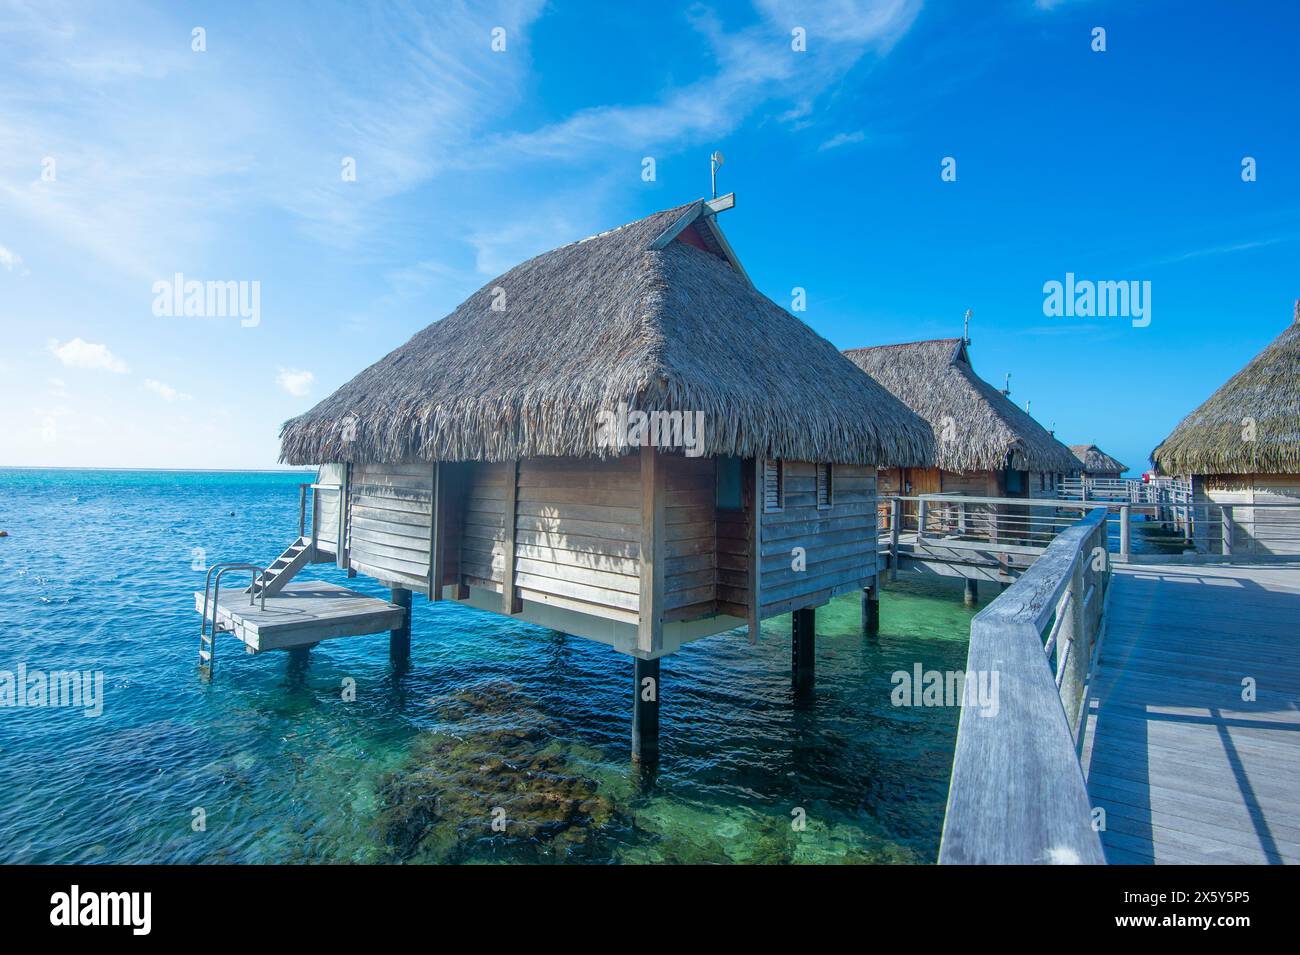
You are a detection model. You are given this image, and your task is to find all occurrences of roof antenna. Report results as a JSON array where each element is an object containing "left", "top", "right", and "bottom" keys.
[
  {"left": 1002, "top": 372, "right": 1011, "bottom": 397},
  {"left": 1025, "top": 399, "right": 1032, "bottom": 414},
  {"left": 963, "top": 308, "right": 972, "bottom": 346},
  {"left": 710, "top": 150, "right": 724, "bottom": 199}
]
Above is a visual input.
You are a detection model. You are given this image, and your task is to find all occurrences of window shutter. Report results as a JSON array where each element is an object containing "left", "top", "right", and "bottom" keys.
[
  {"left": 763, "top": 459, "right": 782, "bottom": 512},
  {"left": 816, "top": 463, "right": 832, "bottom": 509}
]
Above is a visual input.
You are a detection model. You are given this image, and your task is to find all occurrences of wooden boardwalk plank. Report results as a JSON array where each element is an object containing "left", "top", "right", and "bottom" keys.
[{"left": 1085, "top": 562, "right": 1300, "bottom": 866}]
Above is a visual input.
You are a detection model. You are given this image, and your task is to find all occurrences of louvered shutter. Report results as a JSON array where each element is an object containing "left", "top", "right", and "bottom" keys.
[
  {"left": 816, "top": 463, "right": 832, "bottom": 509},
  {"left": 763, "top": 459, "right": 782, "bottom": 512}
]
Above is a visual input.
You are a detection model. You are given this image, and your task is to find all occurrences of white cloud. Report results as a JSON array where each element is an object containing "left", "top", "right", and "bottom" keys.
[
  {"left": 277, "top": 368, "right": 315, "bottom": 397},
  {"left": 492, "top": 1, "right": 921, "bottom": 161},
  {"left": 0, "top": 245, "right": 21, "bottom": 271},
  {"left": 48, "top": 337, "right": 129, "bottom": 373},
  {"left": 144, "top": 378, "right": 192, "bottom": 402},
  {"left": 819, "top": 130, "right": 867, "bottom": 151}
]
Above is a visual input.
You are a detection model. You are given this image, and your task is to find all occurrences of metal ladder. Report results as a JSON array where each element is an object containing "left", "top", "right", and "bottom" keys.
[{"left": 199, "top": 562, "right": 266, "bottom": 679}]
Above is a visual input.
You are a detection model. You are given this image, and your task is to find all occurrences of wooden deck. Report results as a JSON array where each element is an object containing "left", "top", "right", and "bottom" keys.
[
  {"left": 1082, "top": 563, "right": 1300, "bottom": 864},
  {"left": 194, "top": 580, "right": 405, "bottom": 653}
]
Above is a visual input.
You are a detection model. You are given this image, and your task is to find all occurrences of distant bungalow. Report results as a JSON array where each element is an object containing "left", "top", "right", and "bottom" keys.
[
  {"left": 1069, "top": 443, "right": 1128, "bottom": 480},
  {"left": 268, "top": 197, "right": 931, "bottom": 760},
  {"left": 843, "top": 337, "right": 1079, "bottom": 512},
  {"left": 1151, "top": 301, "right": 1300, "bottom": 556}
]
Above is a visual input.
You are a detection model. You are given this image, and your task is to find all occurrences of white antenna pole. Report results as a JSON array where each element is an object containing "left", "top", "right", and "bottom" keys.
[
  {"left": 1003, "top": 372, "right": 1011, "bottom": 396},
  {"left": 963, "top": 308, "right": 972, "bottom": 345},
  {"left": 710, "top": 150, "right": 725, "bottom": 199}
]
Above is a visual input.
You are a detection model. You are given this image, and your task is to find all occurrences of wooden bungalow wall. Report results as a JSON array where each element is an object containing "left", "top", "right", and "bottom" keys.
[
  {"left": 325, "top": 455, "right": 879, "bottom": 646},
  {"left": 1194, "top": 473, "right": 1300, "bottom": 556},
  {"left": 759, "top": 462, "right": 877, "bottom": 618},
  {"left": 348, "top": 462, "right": 433, "bottom": 590}
]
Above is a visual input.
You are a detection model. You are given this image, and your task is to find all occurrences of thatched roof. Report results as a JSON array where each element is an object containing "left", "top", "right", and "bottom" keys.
[
  {"left": 1151, "top": 302, "right": 1300, "bottom": 476},
  {"left": 842, "top": 338, "right": 1080, "bottom": 473},
  {"left": 1069, "top": 444, "right": 1127, "bottom": 474},
  {"left": 280, "top": 200, "right": 933, "bottom": 467}
]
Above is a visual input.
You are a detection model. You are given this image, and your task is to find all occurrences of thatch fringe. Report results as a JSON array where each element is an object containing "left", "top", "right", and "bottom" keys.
[
  {"left": 843, "top": 338, "right": 1081, "bottom": 474},
  {"left": 1151, "top": 305, "right": 1300, "bottom": 475},
  {"left": 280, "top": 203, "right": 934, "bottom": 468},
  {"left": 1070, "top": 444, "right": 1127, "bottom": 474}
]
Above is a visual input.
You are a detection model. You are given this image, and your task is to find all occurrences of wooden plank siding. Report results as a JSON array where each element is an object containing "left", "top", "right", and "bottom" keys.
[
  {"left": 347, "top": 462, "right": 433, "bottom": 589},
  {"left": 759, "top": 461, "right": 876, "bottom": 617},
  {"left": 660, "top": 454, "right": 716, "bottom": 616},
  {"left": 462, "top": 456, "right": 646, "bottom": 623},
  {"left": 1196, "top": 473, "right": 1300, "bottom": 556}
]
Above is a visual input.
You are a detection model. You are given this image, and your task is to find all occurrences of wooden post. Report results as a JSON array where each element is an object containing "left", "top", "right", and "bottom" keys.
[
  {"left": 390, "top": 586, "right": 412, "bottom": 667},
  {"left": 639, "top": 447, "right": 666, "bottom": 655},
  {"left": 1221, "top": 504, "right": 1234, "bottom": 556},
  {"left": 1119, "top": 504, "right": 1131, "bottom": 561},
  {"left": 792, "top": 606, "right": 815, "bottom": 695},
  {"left": 298, "top": 484, "right": 308, "bottom": 538},
  {"left": 428, "top": 463, "right": 444, "bottom": 601},
  {"left": 746, "top": 457, "right": 763, "bottom": 642},
  {"left": 501, "top": 460, "right": 522, "bottom": 614},
  {"left": 336, "top": 464, "right": 351, "bottom": 570},
  {"left": 964, "top": 578, "right": 978, "bottom": 607},
  {"left": 918, "top": 497, "right": 929, "bottom": 542},
  {"left": 888, "top": 497, "right": 901, "bottom": 581},
  {"left": 862, "top": 577, "right": 880, "bottom": 634},
  {"left": 1057, "top": 558, "right": 1088, "bottom": 738},
  {"left": 631, "top": 656, "right": 660, "bottom": 765},
  {"left": 958, "top": 500, "right": 968, "bottom": 536}
]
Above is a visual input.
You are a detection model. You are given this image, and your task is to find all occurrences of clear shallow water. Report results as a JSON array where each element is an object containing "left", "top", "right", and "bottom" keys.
[{"left": 0, "top": 468, "right": 983, "bottom": 864}]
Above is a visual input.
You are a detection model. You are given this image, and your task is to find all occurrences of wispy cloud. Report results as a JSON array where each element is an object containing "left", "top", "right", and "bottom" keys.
[
  {"left": 0, "top": 244, "right": 23, "bottom": 271},
  {"left": 1147, "top": 234, "right": 1300, "bottom": 268},
  {"left": 0, "top": 2, "right": 548, "bottom": 277},
  {"left": 277, "top": 368, "right": 315, "bottom": 397},
  {"left": 492, "top": 1, "right": 921, "bottom": 162},
  {"left": 143, "top": 378, "right": 192, "bottom": 402},
  {"left": 819, "top": 130, "right": 867, "bottom": 151},
  {"left": 47, "top": 337, "right": 129, "bottom": 373}
]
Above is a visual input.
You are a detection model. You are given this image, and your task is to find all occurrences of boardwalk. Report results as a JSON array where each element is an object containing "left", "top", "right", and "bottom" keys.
[{"left": 1083, "top": 563, "right": 1300, "bottom": 864}]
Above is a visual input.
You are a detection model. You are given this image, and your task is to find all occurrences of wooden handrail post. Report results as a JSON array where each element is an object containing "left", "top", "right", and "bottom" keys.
[
  {"left": 1222, "top": 504, "right": 1234, "bottom": 557},
  {"left": 889, "top": 497, "right": 901, "bottom": 582},
  {"left": 918, "top": 497, "right": 929, "bottom": 542},
  {"left": 298, "top": 483, "right": 308, "bottom": 538},
  {"left": 1058, "top": 554, "right": 1088, "bottom": 739},
  {"left": 1119, "top": 504, "right": 1130, "bottom": 561}
]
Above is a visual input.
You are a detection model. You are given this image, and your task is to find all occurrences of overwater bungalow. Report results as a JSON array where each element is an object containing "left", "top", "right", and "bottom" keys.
[
  {"left": 1150, "top": 301, "right": 1300, "bottom": 556},
  {"left": 201, "top": 196, "right": 933, "bottom": 760},
  {"left": 1068, "top": 443, "right": 1127, "bottom": 480},
  {"left": 842, "top": 337, "right": 1080, "bottom": 543}
]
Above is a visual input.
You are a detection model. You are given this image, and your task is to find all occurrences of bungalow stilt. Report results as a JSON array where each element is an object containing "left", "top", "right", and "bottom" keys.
[
  {"left": 792, "top": 607, "right": 815, "bottom": 695},
  {"left": 389, "top": 586, "right": 412, "bottom": 668},
  {"left": 632, "top": 657, "right": 660, "bottom": 765}
]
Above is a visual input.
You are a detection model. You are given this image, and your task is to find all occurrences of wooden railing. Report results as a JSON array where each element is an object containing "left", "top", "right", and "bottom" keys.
[
  {"left": 939, "top": 507, "right": 1110, "bottom": 864},
  {"left": 879, "top": 493, "right": 1107, "bottom": 558},
  {"left": 1114, "top": 500, "right": 1300, "bottom": 562}
]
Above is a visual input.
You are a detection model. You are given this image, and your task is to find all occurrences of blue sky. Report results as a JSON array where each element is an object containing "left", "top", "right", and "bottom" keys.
[{"left": 1, "top": 0, "right": 1296, "bottom": 472}]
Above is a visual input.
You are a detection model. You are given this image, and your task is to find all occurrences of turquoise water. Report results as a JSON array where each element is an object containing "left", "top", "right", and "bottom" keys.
[{"left": 0, "top": 468, "right": 984, "bottom": 864}]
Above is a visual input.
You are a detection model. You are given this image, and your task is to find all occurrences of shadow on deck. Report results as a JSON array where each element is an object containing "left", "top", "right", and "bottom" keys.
[{"left": 1082, "top": 564, "right": 1300, "bottom": 864}]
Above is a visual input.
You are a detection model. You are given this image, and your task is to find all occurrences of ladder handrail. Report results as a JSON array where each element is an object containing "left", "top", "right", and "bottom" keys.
[{"left": 200, "top": 562, "right": 266, "bottom": 638}]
